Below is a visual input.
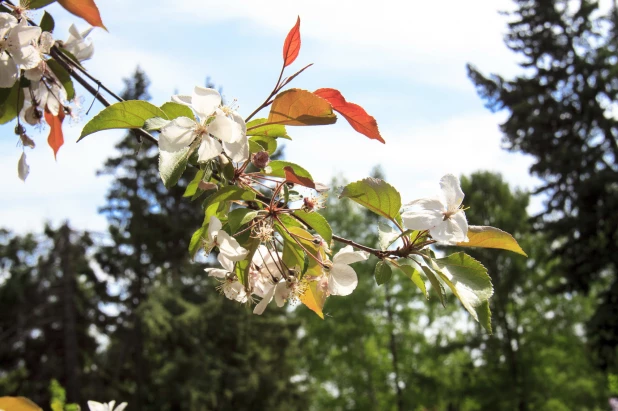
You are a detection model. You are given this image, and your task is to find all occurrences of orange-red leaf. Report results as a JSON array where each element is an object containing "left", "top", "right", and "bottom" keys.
[
  {"left": 268, "top": 88, "right": 337, "bottom": 126},
  {"left": 57, "top": 0, "right": 106, "bottom": 29},
  {"left": 300, "top": 279, "right": 327, "bottom": 319},
  {"left": 282, "top": 16, "right": 301, "bottom": 67},
  {"left": 44, "top": 109, "right": 65, "bottom": 159},
  {"left": 314, "top": 88, "right": 385, "bottom": 144},
  {"left": 284, "top": 166, "right": 315, "bottom": 189}
]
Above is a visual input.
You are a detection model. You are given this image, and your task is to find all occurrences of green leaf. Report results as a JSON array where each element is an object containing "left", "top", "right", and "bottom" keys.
[
  {"left": 421, "top": 265, "right": 446, "bottom": 307},
  {"left": 293, "top": 210, "right": 332, "bottom": 244},
  {"left": 432, "top": 252, "right": 494, "bottom": 332},
  {"left": 248, "top": 140, "right": 263, "bottom": 154},
  {"left": 47, "top": 59, "right": 75, "bottom": 100},
  {"left": 246, "top": 118, "right": 291, "bottom": 139},
  {"left": 398, "top": 263, "right": 427, "bottom": 298},
  {"left": 159, "top": 146, "right": 191, "bottom": 189},
  {"left": 228, "top": 208, "right": 259, "bottom": 233},
  {"left": 79, "top": 100, "right": 167, "bottom": 141},
  {"left": 477, "top": 300, "right": 492, "bottom": 334},
  {"left": 275, "top": 224, "right": 306, "bottom": 272},
  {"left": 160, "top": 101, "right": 194, "bottom": 120},
  {"left": 374, "top": 261, "right": 392, "bottom": 285},
  {"left": 249, "top": 135, "right": 277, "bottom": 155},
  {"left": 189, "top": 226, "right": 207, "bottom": 258},
  {"left": 339, "top": 177, "right": 402, "bottom": 221},
  {"left": 235, "top": 238, "right": 260, "bottom": 288},
  {"left": 278, "top": 214, "right": 304, "bottom": 229},
  {"left": 40, "top": 11, "right": 55, "bottom": 32},
  {"left": 377, "top": 222, "right": 399, "bottom": 251},
  {"left": 183, "top": 169, "right": 206, "bottom": 198},
  {"left": 0, "top": 82, "right": 23, "bottom": 125},
  {"left": 264, "top": 160, "right": 313, "bottom": 180},
  {"left": 203, "top": 186, "right": 256, "bottom": 208},
  {"left": 28, "top": 0, "right": 56, "bottom": 9},
  {"left": 457, "top": 225, "right": 527, "bottom": 256}
]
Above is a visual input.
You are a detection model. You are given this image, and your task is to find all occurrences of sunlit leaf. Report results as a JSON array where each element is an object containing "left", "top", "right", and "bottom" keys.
[
  {"left": 300, "top": 279, "right": 327, "bottom": 319},
  {"left": 183, "top": 168, "right": 206, "bottom": 198},
  {"left": 160, "top": 101, "right": 194, "bottom": 120},
  {"left": 339, "top": 177, "right": 401, "bottom": 221},
  {"left": 282, "top": 16, "right": 301, "bottom": 67},
  {"left": 293, "top": 210, "right": 333, "bottom": 244},
  {"left": 79, "top": 100, "right": 167, "bottom": 141},
  {"left": 246, "top": 118, "right": 291, "bottom": 139},
  {"left": 268, "top": 88, "right": 337, "bottom": 126},
  {"left": 314, "top": 88, "right": 384, "bottom": 143},
  {"left": 44, "top": 108, "right": 65, "bottom": 159},
  {"left": 398, "top": 263, "right": 427, "bottom": 298},
  {"left": 421, "top": 265, "right": 446, "bottom": 306},
  {"left": 264, "top": 160, "right": 313, "bottom": 181},
  {"left": 275, "top": 224, "right": 308, "bottom": 272},
  {"left": 203, "top": 186, "right": 256, "bottom": 208},
  {"left": 249, "top": 135, "right": 277, "bottom": 155},
  {"left": 159, "top": 146, "right": 191, "bottom": 189},
  {"left": 377, "top": 222, "right": 399, "bottom": 251},
  {"left": 457, "top": 225, "right": 527, "bottom": 256},
  {"left": 228, "top": 208, "right": 259, "bottom": 233},
  {"left": 57, "top": 0, "right": 106, "bottom": 29},
  {"left": 374, "top": 260, "right": 392, "bottom": 285},
  {"left": 27, "top": 0, "right": 56, "bottom": 9},
  {"left": 0, "top": 396, "right": 42, "bottom": 411}
]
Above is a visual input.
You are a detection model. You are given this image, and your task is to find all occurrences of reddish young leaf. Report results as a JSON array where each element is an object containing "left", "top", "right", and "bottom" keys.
[
  {"left": 57, "top": 0, "right": 106, "bottom": 30},
  {"left": 268, "top": 88, "right": 336, "bottom": 126},
  {"left": 44, "top": 109, "right": 65, "bottom": 159},
  {"left": 282, "top": 16, "right": 301, "bottom": 67},
  {"left": 284, "top": 166, "right": 315, "bottom": 189},
  {"left": 314, "top": 88, "right": 385, "bottom": 144}
]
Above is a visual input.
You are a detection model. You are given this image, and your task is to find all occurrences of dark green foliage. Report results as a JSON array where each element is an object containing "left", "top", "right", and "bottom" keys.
[{"left": 468, "top": 0, "right": 618, "bottom": 370}]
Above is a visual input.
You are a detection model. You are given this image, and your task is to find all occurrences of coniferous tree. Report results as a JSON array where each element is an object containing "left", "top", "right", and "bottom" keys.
[
  {"left": 94, "top": 68, "right": 306, "bottom": 410},
  {"left": 467, "top": 0, "right": 618, "bottom": 369}
]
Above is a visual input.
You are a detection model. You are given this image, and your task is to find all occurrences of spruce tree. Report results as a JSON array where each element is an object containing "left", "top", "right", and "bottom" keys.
[{"left": 467, "top": 0, "right": 618, "bottom": 369}]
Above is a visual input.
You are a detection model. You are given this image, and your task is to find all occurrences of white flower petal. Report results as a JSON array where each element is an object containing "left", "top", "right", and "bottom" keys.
[
  {"left": 222, "top": 137, "right": 249, "bottom": 163},
  {"left": 430, "top": 211, "right": 469, "bottom": 245},
  {"left": 230, "top": 110, "right": 247, "bottom": 136},
  {"left": 205, "top": 267, "right": 229, "bottom": 278},
  {"left": 328, "top": 263, "right": 358, "bottom": 296},
  {"left": 0, "top": 13, "right": 17, "bottom": 38},
  {"left": 274, "top": 281, "right": 288, "bottom": 307},
  {"left": 401, "top": 197, "right": 445, "bottom": 231},
  {"left": 18, "top": 152, "right": 29, "bottom": 181},
  {"left": 191, "top": 86, "right": 221, "bottom": 119},
  {"left": 39, "top": 31, "right": 54, "bottom": 54},
  {"left": 87, "top": 401, "right": 107, "bottom": 411},
  {"left": 114, "top": 403, "right": 128, "bottom": 411},
  {"left": 159, "top": 116, "right": 196, "bottom": 152},
  {"left": 7, "top": 21, "right": 41, "bottom": 50},
  {"left": 332, "top": 245, "right": 368, "bottom": 265},
  {"left": 171, "top": 94, "right": 192, "bottom": 106},
  {"left": 24, "top": 61, "right": 45, "bottom": 82},
  {"left": 253, "top": 284, "right": 276, "bottom": 315},
  {"left": 440, "top": 174, "right": 464, "bottom": 210},
  {"left": 217, "top": 252, "right": 235, "bottom": 272},
  {"left": 217, "top": 230, "right": 248, "bottom": 261},
  {"left": 207, "top": 216, "right": 222, "bottom": 243},
  {"left": 207, "top": 115, "right": 234, "bottom": 142},
  {"left": 197, "top": 136, "right": 222, "bottom": 163},
  {"left": 0, "top": 52, "right": 18, "bottom": 88}
]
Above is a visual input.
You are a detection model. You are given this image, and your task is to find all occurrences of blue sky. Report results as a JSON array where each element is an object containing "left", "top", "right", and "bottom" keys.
[{"left": 1, "top": 0, "right": 554, "bottom": 233}]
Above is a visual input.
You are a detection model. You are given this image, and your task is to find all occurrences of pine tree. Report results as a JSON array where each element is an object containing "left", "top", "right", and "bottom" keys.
[
  {"left": 94, "top": 68, "right": 307, "bottom": 410},
  {"left": 467, "top": 0, "right": 618, "bottom": 370}
]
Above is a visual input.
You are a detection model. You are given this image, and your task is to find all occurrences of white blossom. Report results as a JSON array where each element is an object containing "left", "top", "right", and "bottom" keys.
[
  {"left": 87, "top": 400, "right": 127, "bottom": 411},
  {"left": 323, "top": 245, "right": 368, "bottom": 296},
  {"left": 17, "top": 151, "right": 29, "bottom": 181},
  {"left": 159, "top": 86, "right": 248, "bottom": 163},
  {"left": 401, "top": 174, "right": 469, "bottom": 245},
  {"left": 0, "top": 15, "right": 41, "bottom": 88},
  {"left": 23, "top": 31, "right": 54, "bottom": 82},
  {"left": 204, "top": 216, "right": 248, "bottom": 263},
  {"left": 63, "top": 24, "right": 94, "bottom": 61}
]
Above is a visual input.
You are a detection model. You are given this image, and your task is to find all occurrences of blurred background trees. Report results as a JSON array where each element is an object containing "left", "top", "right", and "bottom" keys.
[{"left": 2, "top": 0, "right": 618, "bottom": 408}]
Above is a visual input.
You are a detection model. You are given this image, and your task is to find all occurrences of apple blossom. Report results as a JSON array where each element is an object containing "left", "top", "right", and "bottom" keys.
[
  {"left": 63, "top": 24, "right": 94, "bottom": 61},
  {"left": 159, "top": 86, "right": 248, "bottom": 163},
  {"left": 0, "top": 15, "right": 41, "bottom": 88},
  {"left": 204, "top": 216, "right": 248, "bottom": 264},
  {"left": 322, "top": 245, "right": 368, "bottom": 296},
  {"left": 401, "top": 174, "right": 469, "bottom": 245}
]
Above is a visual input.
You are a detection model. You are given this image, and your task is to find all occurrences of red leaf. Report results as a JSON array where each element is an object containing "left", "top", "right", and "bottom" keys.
[
  {"left": 314, "top": 88, "right": 385, "bottom": 144},
  {"left": 44, "top": 109, "right": 65, "bottom": 159},
  {"left": 57, "top": 0, "right": 106, "bottom": 30},
  {"left": 284, "top": 166, "right": 315, "bottom": 189},
  {"left": 282, "top": 16, "right": 301, "bottom": 67}
]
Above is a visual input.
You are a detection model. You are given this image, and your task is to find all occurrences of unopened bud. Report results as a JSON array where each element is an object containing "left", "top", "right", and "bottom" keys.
[
  {"left": 252, "top": 151, "right": 270, "bottom": 169},
  {"left": 19, "top": 133, "right": 36, "bottom": 149},
  {"left": 14, "top": 124, "right": 25, "bottom": 135}
]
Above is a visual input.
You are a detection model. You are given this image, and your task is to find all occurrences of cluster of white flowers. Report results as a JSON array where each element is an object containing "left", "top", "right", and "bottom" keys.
[
  {"left": 402, "top": 174, "right": 469, "bottom": 245},
  {"left": 202, "top": 216, "right": 368, "bottom": 314},
  {"left": 159, "top": 86, "right": 249, "bottom": 164}
]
